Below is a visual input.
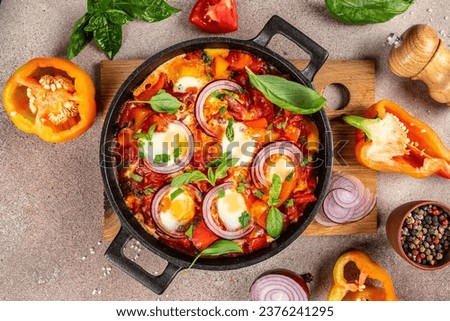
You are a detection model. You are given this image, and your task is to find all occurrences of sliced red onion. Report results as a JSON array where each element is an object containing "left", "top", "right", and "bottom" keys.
[
  {"left": 250, "top": 274, "right": 309, "bottom": 301},
  {"left": 202, "top": 182, "right": 254, "bottom": 240},
  {"left": 145, "top": 120, "right": 194, "bottom": 174},
  {"left": 195, "top": 80, "right": 243, "bottom": 137},
  {"left": 251, "top": 141, "right": 303, "bottom": 189},
  {"left": 151, "top": 184, "right": 200, "bottom": 238},
  {"left": 315, "top": 172, "right": 376, "bottom": 226}
]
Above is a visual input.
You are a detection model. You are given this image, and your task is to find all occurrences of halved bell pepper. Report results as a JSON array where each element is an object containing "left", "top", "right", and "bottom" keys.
[
  {"left": 328, "top": 250, "right": 397, "bottom": 301},
  {"left": 343, "top": 100, "right": 450, "bottom": 179},
  {"left": 2, "top": 57, "right": 96, "bottom": 143}
]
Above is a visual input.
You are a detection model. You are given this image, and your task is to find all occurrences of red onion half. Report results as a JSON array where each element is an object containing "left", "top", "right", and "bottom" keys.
[
  {"left": 250, "top": 273, "right": 310, "bottom": 301},
  {"left": 151, "top": 184, "right": 201, "bottom": 238},
  {"left": 315, "top": 172, "right": 377, "bottom": 226},
  {"left": 202, "top": 182, "right": 254, "bottom": 240},
  {"left": 145, "top": 120, "right": 194, "bottom": 174},
  {"left": 251, "top": 141, "right": 303, "bottom": 189},
  {"left": 195, "top": 80, "right": 243, "bottom": 137}
]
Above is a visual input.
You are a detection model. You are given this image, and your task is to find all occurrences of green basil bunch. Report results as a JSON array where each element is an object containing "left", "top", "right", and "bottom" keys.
[
  {"left": 67, "top": 0, "right": 180, "bottom": 60},
  {"left": 325, "top": 0, "right": 415, "bottom": 25}
]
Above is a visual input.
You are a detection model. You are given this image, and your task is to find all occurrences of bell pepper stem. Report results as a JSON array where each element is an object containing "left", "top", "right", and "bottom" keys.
[{"left": 342, "top": 115, "right": 380, "bottom": 140}]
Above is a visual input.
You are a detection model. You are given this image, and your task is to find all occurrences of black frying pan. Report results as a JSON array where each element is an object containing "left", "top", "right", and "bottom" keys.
[{"left": 100, "top": 15, "right": 333, "bottom": 294}]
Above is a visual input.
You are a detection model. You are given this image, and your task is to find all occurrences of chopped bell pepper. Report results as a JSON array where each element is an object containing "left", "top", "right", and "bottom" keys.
[
  {"left": 2, "top": 57, "right": 96, "bottom": 143},
  {"left": 328, "top": 250, "right": 397, "bottom": 301},
  {"left": 343, "top": 100, "right": 450, "bottom": 179}
]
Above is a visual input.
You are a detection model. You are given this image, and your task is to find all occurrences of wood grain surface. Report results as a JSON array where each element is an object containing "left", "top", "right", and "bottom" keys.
[{"left": 100, "top": 59, "right": 377, "bottom": 240}]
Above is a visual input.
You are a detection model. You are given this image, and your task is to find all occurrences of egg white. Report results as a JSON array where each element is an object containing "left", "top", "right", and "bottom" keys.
[
  {"left": 173, "top": 76, "right": 206, "bottom": 93},
  {"left": 221, "top": 122, "right": 256, "bottom": 167},
  {"left": 266, "top": 156, "right": 294, "bottom": 182},
  {"left": 159, "top": 188, "right": 195, "bottom": 232},
  {"left": 216, "top": 189, "right": 249, "bottom": 231}
]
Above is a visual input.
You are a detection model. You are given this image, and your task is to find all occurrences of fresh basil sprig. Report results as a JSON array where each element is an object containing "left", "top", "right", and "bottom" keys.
[
  {"left": 325, "top": 0, "right": 414, "bottom": 25},
  {"left": 266, "top": 174, "right": 284, "bottom": 238},
  {"left": 246, "top": 67, "right": 326, "bottom": 115},
  {"left": 226, "top": 118, "right": 234, "bottom": 142},
  {"left": 187, "top": 240, "right": 243, "bottom": 269},
  {"left": 149, "top": 90, "right": 184, "bottom": 114},
  {"left": 170, "top": 152, "right": 238, "bottom": 188},
  {"left": 67, "top": 0, "right": 181, "bottom": 59}
]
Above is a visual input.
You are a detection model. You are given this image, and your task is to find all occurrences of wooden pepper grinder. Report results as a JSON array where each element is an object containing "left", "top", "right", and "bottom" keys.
[{"left": 388, "top": 24, "right": 450, "bottom": 106}]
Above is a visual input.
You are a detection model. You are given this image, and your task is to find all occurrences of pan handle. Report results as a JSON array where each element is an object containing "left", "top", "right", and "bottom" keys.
[
  {"left": 251, "top": 15, "right": 328, "bottom": 82},
  {"left": 105, "top": 227, "right": 182, "bottom": 295}
]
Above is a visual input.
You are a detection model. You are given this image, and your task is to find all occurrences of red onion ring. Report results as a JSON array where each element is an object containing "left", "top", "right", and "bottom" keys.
[
  {"left": 250, "top": 274, "right": 309, "bottom": 301},
  {"left": 145, "top": 120, "right": 194, "bottom": 174},
  {"left": 195, "top": 80, "right": 243, "bottom": 137},
  {"left": 202, "top": 182, "right": 254, "bottom": 240},
  {"left": 315, "top": 172, "right": 376, "bottom": 226},
  {"left": 151, "top": 184, "right": 201, "bottom": 238},
  {"left": 251, "top": 141, "right": 303, "bottom": 189}
]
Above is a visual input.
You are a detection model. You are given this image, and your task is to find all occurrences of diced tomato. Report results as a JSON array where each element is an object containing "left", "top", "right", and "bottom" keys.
[
  {"left": 293, "top": 193, "right": 317, "bottom": 204},
  {"left": 248, "top": 234, "right": 268, "bottom": 252},
  {"left": 244, "top": 118, "right": 268, "bottom": 129},
  {"left": 226, "top": 51, "right": 253, "bottom": 70},
  {"left": 255, "top": 211, "right": 267, "bottom": 230},
  {"left": 191, "top": 220, "right": 219, "bottom": 251},
  {"left": 189, "top": 0, "right": 238, "bottom": 34},
  {"left": 136, "top": 73, "right": 167, "bottom": 101},
  {"left": 285, "top": 125, "right": 301, "bottom": 142}
]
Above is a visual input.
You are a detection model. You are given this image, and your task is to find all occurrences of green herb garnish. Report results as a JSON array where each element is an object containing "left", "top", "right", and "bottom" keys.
[
  {"left": 226, "top": 118, "right": 234, "bottom": 142},
  {"left": 171, "top": 170, "right": 209, "bottom": 188},
  {"left": 325, "top": 0, "right": 414, "bottom": 25},
  {"left": 170, "top": 188, "right": 184, "bottom": 200},
  {"left": 286, "top": 170, "right": 295, "bottom": 182},
  {"left": 301, "top": 156, "right": 312, "bottom": 167},
  {"left": 149, "top": 90, "right": 184, "bottom": 114},
  {"left": 218, "top": 187, "right": 225, "bottom": 199},
  {"left": 67, "top": 0, "right": 180, "bottom": 60},
  {"left": 187, "top": 240, "right": 242, "bottom": 269},
  {"left": 268, "top": 174, "right": 282, "bottom": 206},
  {"left": 153, "top": 153, "right": 171, "bottom": 164},
  {"left": 267, "top": 207, "right": 283, "bottom": 238},
  {"left": 185, "top": 224, "right": 194, "bottom": 238},
  {"left": 285, "top": 198, "right": 294, "bottom": 208},
  {"left": 143, "top": 187, "right": 157, "bottom": 195},
  {"left": 246, "top": 67, "right": 326, "bottom": 115},
  {"left": 129, "top": 172, "right": 143, "bottom": 182},
  {"left": 173, "top": 147, "right": 182, "bottom": 160},
  {"left": 219, "top": 106, "right": 227, "bottom": 114},
  {"left": 201, "top": 50, "right": 212, "bottom": 66},
  {"left": 239, "top": 211, "right": 251, "bottom": 229},
  {"left": 254, "top": 189, "right": 264, "bottom": 198}
]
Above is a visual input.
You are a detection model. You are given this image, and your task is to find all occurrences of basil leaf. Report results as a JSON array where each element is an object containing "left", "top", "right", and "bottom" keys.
[
  {"left": 246, "top": 67, "right": 326, "bottom": 115},
  {"left": 171, "top": 171, "right": 208, "bottom": 188},
  {"left": 185, "top": 224, "right": 194, "bottom": 238},
  {"left": 106, "top": 9, "right": 133, "bottom": 25},
  {"left": 267, "top": 207, "right": 283, "bottom": 238},
  {"left": 187, "top": 240, "right": 242, "bottom": 269},
  {"left": 325, "top": 0, "right": 414, "bottom": 25},
  {"left": 268, "top": 174, "right": 282, "bottom": 206},
  {"left": 170, "top": 188, "right": 184, "bottom": 200},
  {"left": 214, "top": 157, "right": 238, "bottom": 182},
  {"left": 218, "top": 188, "right": 225, "bottom": 199},
  {"left": 173, "top": 147, "right": 182, "bottom": 160},
  {"left": 153, "top": 154, "right": 170, "bottom": 164},
  {"left": 150, "top": 90, "right": 184, "bottom": 114},
  {"left": 226, "top": 118, "right": 234, "bottom": 141},
  {"left": 117, "top": 0, "right": 181, "bottom": 23},
  {"left": 91, "top": 13, "right": 123, "bottom": 60},
  {"left": 207, "top": 167, "right": 215, "bottom": 186},
  {"left": 239, "top": 211, "right": 251, "bottom": 229},
  {"left": 147, "top": 123, "right": 157, "bottom": 141},
  {"left": 129, "top": 172, "right": 143, "bottom": 182},
  {"left": 67, "top": 13, "right": 93, "bottom": 60},
  {"left": 210, "top": 91, "right": 223, "bottom": 100}
]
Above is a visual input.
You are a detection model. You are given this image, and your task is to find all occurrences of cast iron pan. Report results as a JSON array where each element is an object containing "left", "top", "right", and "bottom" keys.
[{"left": 100, "top": 15, "right": 333, "bottom": 294}]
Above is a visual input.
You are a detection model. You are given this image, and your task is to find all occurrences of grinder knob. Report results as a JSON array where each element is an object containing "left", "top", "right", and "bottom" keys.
[{"left": 388, "top": 24, "right": 450, "bottom": 106}]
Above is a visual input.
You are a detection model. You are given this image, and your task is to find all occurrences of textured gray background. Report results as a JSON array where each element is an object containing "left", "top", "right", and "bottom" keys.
[{"left": 0, "top": 0, "right": 449, "bottom": 301}]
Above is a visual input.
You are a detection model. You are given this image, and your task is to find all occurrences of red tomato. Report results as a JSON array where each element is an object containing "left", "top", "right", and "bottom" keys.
[
  {"left": 189, "top": 0, "right": 238, "bottom": 33},
  {"left": 191, "top": 220, "right": 219, "bottom": 251}
]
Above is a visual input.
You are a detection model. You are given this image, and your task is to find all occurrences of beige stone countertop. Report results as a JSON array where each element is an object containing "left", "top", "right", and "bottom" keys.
[{"left": 0, "top": 0, "right": 449, "bottom": 300}]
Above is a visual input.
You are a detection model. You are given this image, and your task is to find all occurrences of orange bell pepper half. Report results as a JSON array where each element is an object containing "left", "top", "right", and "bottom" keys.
[
  {"left": 343, "top": 100, "right": 450, "bottom": 179},
  {"left": 328, "top": 250, "right": 398, "bottom": 301},
  {"left": 2, "top": 57, "right": 96, "bottom": 143}
]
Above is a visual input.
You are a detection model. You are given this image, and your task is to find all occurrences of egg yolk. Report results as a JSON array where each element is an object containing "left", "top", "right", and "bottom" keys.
[{"left": 159, "top": 188, "right": 195, "bottom": 231}]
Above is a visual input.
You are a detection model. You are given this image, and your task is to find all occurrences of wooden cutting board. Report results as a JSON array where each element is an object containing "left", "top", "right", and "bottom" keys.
[{"left": 100, "top": 59, "right": 377, "bottom": 240}]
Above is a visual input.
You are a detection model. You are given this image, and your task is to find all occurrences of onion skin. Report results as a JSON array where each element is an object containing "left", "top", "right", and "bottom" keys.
[
  {"left": 250, "top": 269, "right": 311, "bottom": 301},
  {"left": 195, "top": 80, "right": 243, "bottom": 137}
]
